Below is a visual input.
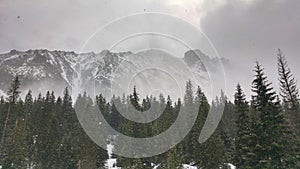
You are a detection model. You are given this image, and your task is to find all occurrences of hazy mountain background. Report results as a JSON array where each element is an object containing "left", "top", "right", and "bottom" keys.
[
  {"left": 1, "top": 0, "right": 299, "bottom": 100},
  {"left": 0, "top": 49, "right": 233, "bottom": 101}
]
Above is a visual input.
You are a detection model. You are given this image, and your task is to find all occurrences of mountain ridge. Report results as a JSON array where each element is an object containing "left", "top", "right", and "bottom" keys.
[{"left": 0, "top": 49, "right": 225, "bottom": 100}]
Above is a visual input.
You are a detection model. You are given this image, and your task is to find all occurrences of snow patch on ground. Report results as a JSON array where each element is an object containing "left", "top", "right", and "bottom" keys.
[
  {"left": 101, "top": 144, "right": 236, "bottom": 169},
  {"left": 227, "top": 163, "right": 236, "bottom": 169},
  {"left": 183, "top": 163, "right": 236, "bottom": 169},
  {"left": 104, "top": 144, "right": 120, "bottom": 169},
  {"left": 183, "top": 164, "right": 197, "bottom": 169},
  {"left": 152, "top": 163, "right": 160, "bottom": 169}
]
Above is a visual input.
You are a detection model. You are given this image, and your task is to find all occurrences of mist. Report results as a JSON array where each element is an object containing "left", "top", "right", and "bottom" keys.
[{"left": 0, "top": 0, "right": 299, "bottom": 100}]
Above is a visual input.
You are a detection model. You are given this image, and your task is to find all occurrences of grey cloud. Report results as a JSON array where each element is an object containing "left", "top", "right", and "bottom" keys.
[
  {"left": 200, "top": 0, "right": 300, "bottom": 98},
  {"left": 0, "top": 0, "right": 299, "bottom": 99},
  {"left": 0, "top": 0, "right": 157, "bottom": 52}
]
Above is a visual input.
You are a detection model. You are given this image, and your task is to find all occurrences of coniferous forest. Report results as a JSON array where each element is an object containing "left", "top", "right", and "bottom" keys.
[{"left": 0, "top": 50, "right": 299, "bottom": 169}]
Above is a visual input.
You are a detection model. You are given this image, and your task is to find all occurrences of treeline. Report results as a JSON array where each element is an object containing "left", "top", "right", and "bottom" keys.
[
  {"left": 0, "top": 81, "right": 108, "bottom": 169},
  {"left": 0, "top": 49, "right": 299, "bottom": 169}
]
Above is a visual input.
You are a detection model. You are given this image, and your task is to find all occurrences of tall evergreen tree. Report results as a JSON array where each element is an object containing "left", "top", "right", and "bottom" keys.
[
  {"left": 191, "top": 86, "right": 210, "bottom": 167},
  {"left": 166, "top": 147, "right": 182, "bottom": 169},
  {"left": 0, "top": 76, "right": 23, "bottom": 168},
  {"left": 60, "top": 87, "right": 77, "bottom": 168},
  {"left": 277, "top": 49, "right": 300, "bottom": 168},
  {"left": 218, "top": 90, "right": 236, "bottom": 162},
  {"left": 130, "top": 86, "right": 142, "bottom": 111},
  {"left": 24, "top": 90, "right": 35, "bottom": 168},
  {"left": 277, "top": 49, "right": 300, "bottom": 111},
  {"left": 251, "top": 62, "right": 285, "bottom": 168},
  {"left": 0, "top": 96, "right": 6, "bottom": 151},
  {"left": 197, "top": 128, "right": 225, "bottom": 169},
  {"left": 181, "top": 80, "right": 195, "bottom": 161},
  {"left": 6, "top": 76, "right": 21, "bottom": 104},
  {"left": 233, "top": 84, "right": 255, "bottom": 169},
  {"left": 74, "top": 94, "right": 103, "bottom": 169},
  {"left": 11, "top": 100, "right": 27, "bottom": 168}
]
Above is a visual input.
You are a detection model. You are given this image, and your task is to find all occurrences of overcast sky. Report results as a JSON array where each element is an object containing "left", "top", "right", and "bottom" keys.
[{"left": 1, "top": 0, "right": 299, "bottom": 98}]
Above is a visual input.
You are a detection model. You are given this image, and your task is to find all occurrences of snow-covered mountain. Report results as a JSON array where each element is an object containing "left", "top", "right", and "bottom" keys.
[{"left": 0, "top": 49, "right": 224, "bottom": 100}]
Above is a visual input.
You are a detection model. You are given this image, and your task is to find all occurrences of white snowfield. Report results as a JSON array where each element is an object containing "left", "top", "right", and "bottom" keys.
[{"left": 104, "top": 143, "right": 236, "bottom": 169}]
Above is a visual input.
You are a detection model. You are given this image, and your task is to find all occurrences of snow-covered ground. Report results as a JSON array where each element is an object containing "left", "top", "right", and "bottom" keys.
[
  {"left": 104, "top": 144, "right": 120, "bottom": 169},
  {"left": 183, "top": 164, "right": 197, "bottom": 169},
  {"left": 1, "top": 143, "right": 236, "bottom": 169},
  {"left": 227, "top": 163, "right": 236, "bottom": 169},
  {"left": 183, "top": 163, "right": 236, "bottom": 169},
  {"left": 103, "top": 143, "right": 236, "bottom": 169}
]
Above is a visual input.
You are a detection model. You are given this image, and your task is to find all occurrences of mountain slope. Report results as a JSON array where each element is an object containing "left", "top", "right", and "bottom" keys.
[{"left": 0, "top": 49, "right": 223, "bottom": 100}]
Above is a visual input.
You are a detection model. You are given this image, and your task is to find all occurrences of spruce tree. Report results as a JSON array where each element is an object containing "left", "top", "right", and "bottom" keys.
[
  {"left": 277, "top": 49, "right": 300, "bottom": 168},
  {"left": 166, "top": 147, "right": 182, "bottom": 169},
  {"left": 0, "top": 76, "right": 22, "bottom": 168},
  {"left": 36, "top": 91, "right": 53, "bottom": 168},
  {"left": 251, "top": 62, "right": 285, "bottom": 168},
  {"left": 198, "top": 128, "right": 225, "bottom": 169},
  {"left": 277, "top": 49, "right": 300, "bottom": 135},
  {"left": 233, "top": 84, "right": 254, "bottom": 169},
  {"left": 11, "top": 100, "right": 27, "bottom": 168},
  {"left": 181, "top": 80, "right": 195, "bottom": 162},
  {"left": 61, "top": 87, "right": 77, "bottom": 168},
  {"left": 218, "top": 90, "right": 235, "bottom": 162},
  {"left": 277, "top": 49, "right": 300, "bottom": 111},
  {"left": 130, "top": 86, "right": 142, "bottom": 111},
  {"left": 0, "top": 96, "right": 6, "bottom": 151},
  {"left": 191, "top": 86, "right": 209, "bottom": 166},
  {"left": 74, "top": 94, "right": 101, "bottom": 169},
  {"left": 24, "top": 90, "right": 34, "bottom": 168}
]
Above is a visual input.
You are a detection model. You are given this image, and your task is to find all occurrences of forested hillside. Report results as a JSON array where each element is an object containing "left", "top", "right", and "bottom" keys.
[{"left": 0, "top": 50, "right": 299, "bottom": 168}]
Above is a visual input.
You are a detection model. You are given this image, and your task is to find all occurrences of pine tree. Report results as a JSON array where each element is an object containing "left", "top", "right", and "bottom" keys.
[
  {"left": 24, "top": 90, "right": 34, "bottom": 168},
  {"left": 191, "top": 86, "right": 209, "bottom": 165},
  {"left": 54, "top": 95, "right": 65, "bottom": 168},
  {"left": 198, "top": 128, "right": 225, "bottom": 169},
  {"left": 130, "top": 86, "right": 142, "bottom": 111},
  {"left": 109, "top": 95, "right": 122, "bottom": 131},
  {"left": 74, "top": 94, "right": 101, "bottom": 169},
  {"left": 166, "top": 147, "right": 182, "bottom": 169},
  {"left": 276, "top": 49, "right": 300, "bottom": 168},
  {"left": 131, "top": 158, "right": 144, "bottom": 169},
  {"left": 195, "top": 94, "right": 227, "bottom": 169},
  {"left": 0, "top": 76, "right": 23, "bottom": 168},
  {"left": 36, "top": 91, "right": 54, "bottom": 168},
  {"left": 6, "top": 76, "right": 21, "bottom": 104},
  {"left": 181, "top": 80, "right": 195, "bottom": 162},
  {"left": 218, "top": 90, "right": 236, "bottom": 162},
  {"left": 0, "top": 96, "right": 6, "bottom": 150},
  {"left": 251, "top": 62, "right": 285, "bottom": 168},
  {"left": 233, "top": 84, "right": 254, "bottom": 169},
  {"left": 0, "top": 96, "right": 6, "bottom": 147},
  {"left": 60, "top": 87, "right": 77, "bottom": 168},
  {"left": 29, "top": 93, "right": 44, "bottom": 167},
  {"left": 116, "top": 91, "right": 136, "bottom": 168},
  {"left": 277, "top": 49, "right": 300, "bottom": 111},
  {"left": 11, "top": 100, "right": 27, "bottom": 168}
]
